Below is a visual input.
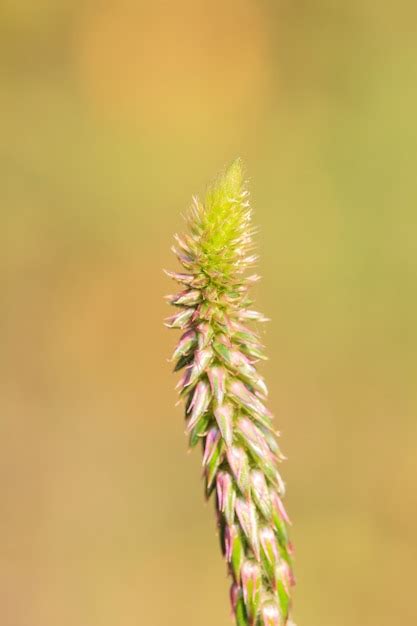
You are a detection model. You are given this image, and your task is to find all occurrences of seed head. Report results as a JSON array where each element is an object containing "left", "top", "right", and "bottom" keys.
[{"left": 166, "top": 160, "right": 295, "bottom": 625}]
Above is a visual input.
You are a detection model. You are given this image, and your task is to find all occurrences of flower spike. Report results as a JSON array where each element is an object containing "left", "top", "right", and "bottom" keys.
[{"left": 166, "top": 160, "right": 295, "bottom": 625}]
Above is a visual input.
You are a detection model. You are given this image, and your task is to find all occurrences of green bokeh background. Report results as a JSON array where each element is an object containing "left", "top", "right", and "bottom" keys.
[{"left": 1, "top": 2, "right": 416, "bottom": 625}]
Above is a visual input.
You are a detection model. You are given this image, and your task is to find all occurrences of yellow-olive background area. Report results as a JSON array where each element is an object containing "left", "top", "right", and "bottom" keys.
[{"left": 1, "top": 1, "right": 416, "bottom": 625}]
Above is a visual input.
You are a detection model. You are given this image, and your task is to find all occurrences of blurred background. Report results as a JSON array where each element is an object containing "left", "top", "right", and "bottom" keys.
[{"left": 1, "top": 1, "right": 417, "bottom": 625}]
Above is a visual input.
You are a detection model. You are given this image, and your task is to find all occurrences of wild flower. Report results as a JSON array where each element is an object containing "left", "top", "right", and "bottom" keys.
[{"left": 165, "top": 160, "right": 295, "bottom": 625}]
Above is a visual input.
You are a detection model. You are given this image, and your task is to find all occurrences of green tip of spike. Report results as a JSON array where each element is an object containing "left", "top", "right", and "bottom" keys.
[
  {"left": 191, "top": 158, "right": 253, "bottom": 285},
  {"left": 205, "top": 158, "right": 245, "bottom": 212}
]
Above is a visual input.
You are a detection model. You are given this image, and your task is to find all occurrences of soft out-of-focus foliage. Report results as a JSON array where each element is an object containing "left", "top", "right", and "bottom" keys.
[{"left": 1, "top": 2, "right": 416, "bottom": 626}]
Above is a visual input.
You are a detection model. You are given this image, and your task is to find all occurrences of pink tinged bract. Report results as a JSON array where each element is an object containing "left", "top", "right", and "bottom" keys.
[
  {"left": 262, "top": 427, "right": 284, "bottom": 459},
  {"left": 225, "top": 525, "right": 244, "bottom": 580},
  {"left": 216, "top": 471, "right": 231, "bottom": 510},
  {"left": 241, "top": 560, "right": 262, "bottom": 621},
  {"left": 202, "top": 427, "right": 221, "bottom": 466},
  {"left": 238, "top": 417, "right": 271, "bottom": 460},
  {"left": 164, "top": 307, "right": 194, "bottom": 329},
  {"left": 171, "top": 246, "right": 195, "bottom": 269},
  {"left": 175, "top": 367, "right": 192, "bottom": 392},
  {"left": 276, "top": 560, "right": 296, "bottom": 590},
  {"left": 251, "top": 470, "right": 272, "bottom": 519},
  {"left": 229, "top": 351, "right": 267, "bottom": 396},
  {"left": 225, "top": 523, "right": 239, "bottom": 562},
  {"left": 213, "top": 344, "right": 241, "bottom": 369},
  {"left": 235, "top": 498, "right": 260, "bottom": 561},
  {"left": 216, "top": 471, "right": 236, "bottom": 525},
  {"left": 253, "top": 375, "right": 268, "bottom": 397},
  {"left": 261, "top": 601, "right": 282, "bottom": 626},
  {"left": 205, "top": 439, "right": 225, "bottom": 490},
  {"left": 164, "top": 269, "right": 195, "bottom": 285},
  {"left": 214, "top": 403, "right": 234, "bottom": 448},
  {"left": 216, "top": 332, "right": 233, "bottom": 348},
  {"left": 227, "top": 446, "right": 250, "bottom": 495},
  {"left": 197, "top": 322, "right": 213, "bottom": 349},
  {"left": 229, "top": 380, "right": 272, "bottom": 425},
  {"left": 260, "top": 527, "right": 279, "bottom": 566},
  {"left": 241, "top": 342, "right": 268, "bottom": 362},
  {"left": 171, "top": 329, "right": 197, "bottom": 361},
  {"left": 187, "top": 380, "right": 210, "bottom": 432},
  {"left": 173, "top": 232, "right": 195, "bottom": 255},
  {"left": 186, "top": 348, "right": 213, "bottom": 387},
  {"left": 273, "top": 472, "right": 286, "bottom": 498},
  {"left": 171, "top": 289, "right": 201, "bottom": 307},
  {"left": 230, "top": 583, "right": 240, "bottom": 614},
  {"left": 207, "top": 366, "right": 227, "bottom": 405},
  {"left": 228, "top": 318, "right": 260, "bottom": 338},
  {"left": 271, "top": 491, "right": 292, "bottom": 526},
  {"left": 231, "top": 349, "right": 254, "bottom": 370}
]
